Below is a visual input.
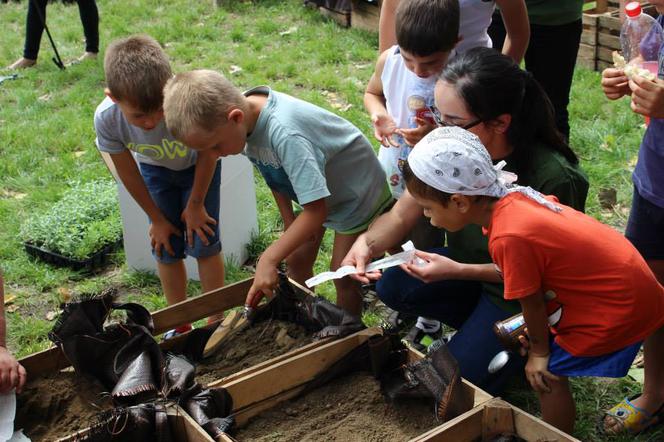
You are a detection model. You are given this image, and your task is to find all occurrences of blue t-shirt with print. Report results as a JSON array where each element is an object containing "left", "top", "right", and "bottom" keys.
[{"left": 633, "top": 15, "right": 664, "bottom": 208}]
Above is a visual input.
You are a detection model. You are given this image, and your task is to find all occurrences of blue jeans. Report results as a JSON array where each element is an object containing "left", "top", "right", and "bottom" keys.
[
  {"left": 376, "top": 247, "right": 524, "bottom": 396},
  {"left": 140, "top": 161, "right": 222, "bottom": 264}
]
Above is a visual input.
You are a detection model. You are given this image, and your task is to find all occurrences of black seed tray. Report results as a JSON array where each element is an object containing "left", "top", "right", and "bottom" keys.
[{"left": 23, "top": 238, "right": 123, "bottom": 272}]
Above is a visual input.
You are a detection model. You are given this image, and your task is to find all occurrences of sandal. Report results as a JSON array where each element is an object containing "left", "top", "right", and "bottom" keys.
[{"left": 600, "top": 396, "right": 664, "bottom": 435}]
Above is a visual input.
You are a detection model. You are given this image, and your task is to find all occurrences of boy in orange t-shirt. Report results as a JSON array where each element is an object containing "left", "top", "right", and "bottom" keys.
[{"left": 399, "top": 126, "right": 664, "bottom": 434}]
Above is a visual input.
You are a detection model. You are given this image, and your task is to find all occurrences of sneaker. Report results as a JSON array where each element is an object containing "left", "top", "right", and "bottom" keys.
[
  {"left": 8, "top": 57, "right": 37, "bottom": 70},
  {"left": 402, "top": 324, "right": 438, "bottom": 352},
  {"left": 162, "top": 323, "right": 193, "bottom": 341}
]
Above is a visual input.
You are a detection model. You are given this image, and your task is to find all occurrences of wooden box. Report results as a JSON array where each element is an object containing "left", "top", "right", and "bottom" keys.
[
  {"left": 351, "top": 0, "right": 381, "bottom": 32},
  {"left": 410, "top": 398, "right": 582, "bottom": 442}
]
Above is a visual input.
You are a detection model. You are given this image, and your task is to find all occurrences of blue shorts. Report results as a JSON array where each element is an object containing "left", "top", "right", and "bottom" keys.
[
  {"left": 548, "top": 337, "right": 641, "bottom": 378},
  {"left": 140, "top": 161, "right": 222, "bottom": 264},
  {"left": 626, "top": 185, "right": 664, "bottom": 260}
]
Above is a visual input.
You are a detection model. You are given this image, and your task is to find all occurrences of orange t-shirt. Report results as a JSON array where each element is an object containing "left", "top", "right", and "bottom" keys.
[{"left": 487, "top": 193, "right": 664, "bottom": 357}]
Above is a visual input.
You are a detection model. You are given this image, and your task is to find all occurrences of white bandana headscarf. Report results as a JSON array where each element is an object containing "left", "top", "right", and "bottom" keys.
[{"left": 408, "top": 127, "right": 562, "bottom": 212}]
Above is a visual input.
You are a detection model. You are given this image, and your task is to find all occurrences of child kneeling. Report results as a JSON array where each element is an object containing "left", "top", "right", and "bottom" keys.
[{"left": 400, "top": 126, "right": 664, "bottom": 434}]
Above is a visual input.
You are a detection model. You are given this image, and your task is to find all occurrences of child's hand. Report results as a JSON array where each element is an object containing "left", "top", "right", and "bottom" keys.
[
  {"left": 629, "top": 75, "right": 664, "bottom": 118},
  {"left": 371, "top": 113, "right": 399, "bottom": 147},
  {"left": 524, "top": 352, "right": 559, "bottom": 393},
  {"left": 181, "top": 203, "right": 217, "bottom": 247},
  {"left": 400, "top": 250, "right": 462, "bottom": 283},
  {"left": 601, "top": 68, "right": 630, "bottom": 100},
  {"left": 0, "top": 346, "right": 26, "bottom": 394},
  {"left": 396, "top": 117, "right": 436, "bottom": 146},
  {"left": 149, "top": 218, "right": 181, "bottom": 258},
  {"left": 245, "top": 256, "right": 279, "bottom": 308}
]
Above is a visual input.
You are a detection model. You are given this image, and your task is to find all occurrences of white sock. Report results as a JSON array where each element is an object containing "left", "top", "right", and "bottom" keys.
[{"left": 416, "top": 317, "right": 440, "bottom": 334}]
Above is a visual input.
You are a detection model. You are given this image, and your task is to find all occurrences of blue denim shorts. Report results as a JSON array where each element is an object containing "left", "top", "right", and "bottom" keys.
[
  {"left": 625, "top": 185, "right": 664, "bottom": 260},
  {"left": 140, "top": 161, "right": 222, "bottom": 264}
]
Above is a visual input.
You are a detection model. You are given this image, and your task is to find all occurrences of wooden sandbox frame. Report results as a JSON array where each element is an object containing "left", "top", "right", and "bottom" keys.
[{"left": 17, "top": 278, "right": 577, "bottom": 441}]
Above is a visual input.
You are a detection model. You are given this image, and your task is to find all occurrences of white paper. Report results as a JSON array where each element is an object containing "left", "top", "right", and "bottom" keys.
[
  {"left": 305, "top": 241, "right": 424, "bottom": 288},
  {"left": 0, "top": 392, "right": 16, "bottom": 442}
]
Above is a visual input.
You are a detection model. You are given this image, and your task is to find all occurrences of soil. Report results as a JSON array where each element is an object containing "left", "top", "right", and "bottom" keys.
[
  {"left": 234, "top": 372, "right": 440, "bottom": 442},
  {"left": 15, "top": 370, "right": 113, "bottom": 441},
  {"left": 195, "top": 319, "right": 312, "bottom": 386}
]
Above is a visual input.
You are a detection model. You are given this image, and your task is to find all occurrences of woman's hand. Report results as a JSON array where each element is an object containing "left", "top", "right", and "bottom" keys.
[{"left": 601, "top": 68, "right": 630, "bottom": 100}]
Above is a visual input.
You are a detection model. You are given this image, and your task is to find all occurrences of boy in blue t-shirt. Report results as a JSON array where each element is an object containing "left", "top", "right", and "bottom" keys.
[
  {"left": 163, "top": 70, "right": 391, "bottom": 317},
  {"left": 600, "top": 5, "right": 664, "bottom": 434},
  {"left": 95, "top": 36, "right": 226, "bottom": 337}
]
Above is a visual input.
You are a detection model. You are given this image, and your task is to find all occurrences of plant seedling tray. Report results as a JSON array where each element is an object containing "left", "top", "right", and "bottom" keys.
[{"left": 23, "top": 238, "right": 123, "bottom": 272}]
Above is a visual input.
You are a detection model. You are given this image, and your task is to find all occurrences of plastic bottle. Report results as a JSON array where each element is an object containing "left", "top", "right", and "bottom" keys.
[{"left": 620, "top": 1, "right": 664, "bottom": 75}]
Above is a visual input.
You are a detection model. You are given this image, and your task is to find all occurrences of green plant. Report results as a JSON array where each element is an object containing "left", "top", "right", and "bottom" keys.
[{"left": 21, "top": 179, "right": 123, "bottom": 260}]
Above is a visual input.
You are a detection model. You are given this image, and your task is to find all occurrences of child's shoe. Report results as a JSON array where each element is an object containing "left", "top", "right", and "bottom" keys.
[
  {"left": 162, "top": 323, "right": 193, "bottom": 341},
  {"left": 402, "top": 323, "right": 440, "bottom": 352}
]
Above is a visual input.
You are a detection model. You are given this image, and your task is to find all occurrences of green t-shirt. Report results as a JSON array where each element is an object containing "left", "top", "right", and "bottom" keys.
[
  {"left": 446, "top": 143, "right": 589, "bottom": 313},
  {"left": 526, "top": 0, "right": 584, "bottom": 26}
]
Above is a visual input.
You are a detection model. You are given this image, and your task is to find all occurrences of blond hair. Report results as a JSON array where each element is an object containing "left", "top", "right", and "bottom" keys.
[
  {"left": 163, "top": 70, "right": 247, "bottom": 140},
  {"left": 104, "top": 35, "right": 172, "bottom": 113}
]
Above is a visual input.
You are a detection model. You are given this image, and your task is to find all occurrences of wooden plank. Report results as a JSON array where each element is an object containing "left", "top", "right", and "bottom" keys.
[
  {"left": 481, "top": 399, "right": 515, "bottom": 440},
  {"left": 219, "top": 327, "right": 382, "bottom": 411},
  {"left": 408, "top": 405, "right": 484, "bottom": 442},
  {"left": 232, "top": 384, "right": 309, "bottom": 426},
  {"left": 152, "top": 277, "right": 252, "bottom": 335},
  {"left": 513, "top": 406, "right": 581, "bottom": 442},
  {"left": 598, "top": 46, "right": 615, "bottom": 63},
  {"left": 577, "top": 43, "right": 596, "bottom": 59},
  {"left": 207, "top": 337, "right": 332, "bottom": 387},
  {"left": 581, "top": 29, "right": 597, "bottom": 46},
  {"left": 599, "top": 13, "right": 621, "bottom": 32},
  {"left": 597, "top": 0, "right": 609, "bottom": 12},
  {"left": 598, "top": 31, "right": 621, "bottom": 50}
]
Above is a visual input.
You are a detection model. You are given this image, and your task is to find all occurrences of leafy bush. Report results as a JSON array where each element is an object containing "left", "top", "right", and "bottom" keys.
[{"left": 21, "top": 180, "right": 123, "bottom": 260}]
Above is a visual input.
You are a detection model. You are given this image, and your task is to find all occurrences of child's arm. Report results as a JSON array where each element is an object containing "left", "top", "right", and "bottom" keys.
[
  {"left": 181, "top": 151, "right": 218, "bottom": 247},
  {"left": 271, "top": 190, "right": 296, "bottom": 229},
  {"left": 496, "top": 0, "right": 530, "bottom": 63},
  {"left": 628, "top": 75, "right": 664, "bottom": 118},
  {"left": 246, "top": 198, "right": 327, "bottom": 308},
  {"left": 401, "top": 252, "right": 503, "bottom": 284},
  {"left": 365, "top": 50, "right": 399, "bottom": 147},
  {"left": 0, "top": 271, "right": 26, "bottom": 394},
  {"left": 602, "top": 68, "right": 631, "bottom": 100},
  {"left": 520, "top": 292, "right": 560, "bottom": 393},
  {"left": 109, "top": 150, "right": 181, "bottom": 257}
]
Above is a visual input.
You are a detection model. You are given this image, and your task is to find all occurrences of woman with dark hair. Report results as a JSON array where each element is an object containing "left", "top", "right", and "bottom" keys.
[{"left": 342, "top": 47, "right": 588, "bottom": 395}]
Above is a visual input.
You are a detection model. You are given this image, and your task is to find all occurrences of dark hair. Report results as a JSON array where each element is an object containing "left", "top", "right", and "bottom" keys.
[
  {"left": 104, "top": 35, "right": 172, "bottom": 113},
  {"left": 396, "top": 0, "right": 459, "bottom": 56},
  {"left": 402, "top": 161, "right": 452, "bottom": 205},
  {"left": 440, "top": 47, "right": 579, "bottom": 178}
]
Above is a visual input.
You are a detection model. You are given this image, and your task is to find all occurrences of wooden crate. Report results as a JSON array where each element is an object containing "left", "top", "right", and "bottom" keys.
[
  {"left": 578, "top": 1, "right": 658, "bottom": 72},
  {"left": 409, "top": 398, "right": 581, "bottom": 442},
  {"left": 351, "top": 0, "right": 381, "bottom": 32}
]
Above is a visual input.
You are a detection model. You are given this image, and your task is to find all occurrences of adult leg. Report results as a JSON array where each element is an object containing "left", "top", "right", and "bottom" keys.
[
  {"left": 8, "top": 0, "right": 47, "bottom": 68},
  {"left": 332, "top": 231, "right": 364, "bottom": 316},
  {"left": 524, "top": 20, "right": 582, "bottom": 141},
  {"left": 539, "top": 376, "right": 576, "bottom": 434},
  {"left": 75, "top": 0, "right": 99, "bottom": 55}
]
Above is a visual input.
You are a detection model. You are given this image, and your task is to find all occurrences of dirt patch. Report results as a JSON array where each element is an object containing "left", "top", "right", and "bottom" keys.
[
  {"left": 196, "top": 319, "right": 312, "bottom": 386},
  {"left": 234, "top": 371, "right": 440, "bottom": 441},
  {"left": 15, "top": 370, "right": 113, "bottom": 441}
]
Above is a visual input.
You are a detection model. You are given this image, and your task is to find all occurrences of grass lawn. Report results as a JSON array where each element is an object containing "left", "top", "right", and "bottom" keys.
[{"left": 0, "top": 0, "right": 659, "bottom": 440}]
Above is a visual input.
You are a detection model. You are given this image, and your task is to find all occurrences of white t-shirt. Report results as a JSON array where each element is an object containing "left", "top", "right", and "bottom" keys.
[{"left": 457, "top": 0, "right": 496, "bottom": 53}]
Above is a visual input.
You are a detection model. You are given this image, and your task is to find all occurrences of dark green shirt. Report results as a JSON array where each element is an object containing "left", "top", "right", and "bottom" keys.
[
  {"left": 446, "top": 143, "right": 589, "bottom": 313},
  {"left": 526, "top": 0, "right": 584, "bottom": 26}
]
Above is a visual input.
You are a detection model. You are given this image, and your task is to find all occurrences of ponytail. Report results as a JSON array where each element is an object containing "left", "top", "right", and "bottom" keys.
[{"left": 440, "top": 48, "right": 579, "bottom": 179}]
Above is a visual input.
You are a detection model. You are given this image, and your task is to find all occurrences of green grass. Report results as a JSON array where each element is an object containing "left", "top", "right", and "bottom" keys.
[{"left": 0, "top": 0, "right": 655, "bottom": 440}]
